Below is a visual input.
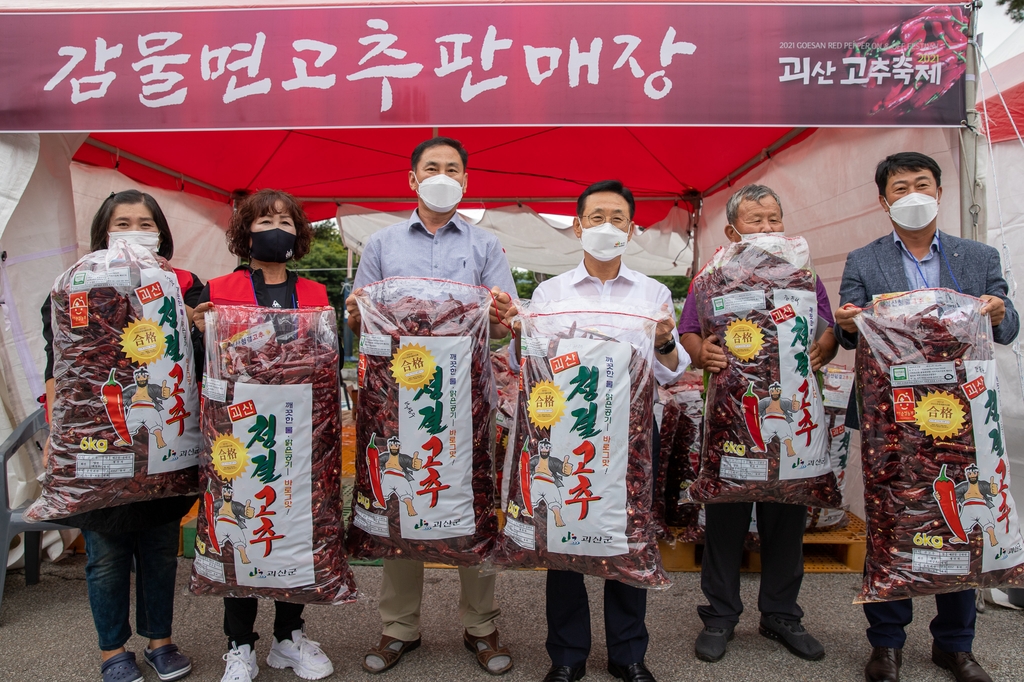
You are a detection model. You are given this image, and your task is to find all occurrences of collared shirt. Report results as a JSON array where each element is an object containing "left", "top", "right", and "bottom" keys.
[
  {"left": 529, "top": 260, "right": 688, "bottom": 386},
  {"left": 893, "top": 231, "right": 941, "bottom": 290},
  {"left": 353, "top": 210, "right": 516, "bottom": 294}
]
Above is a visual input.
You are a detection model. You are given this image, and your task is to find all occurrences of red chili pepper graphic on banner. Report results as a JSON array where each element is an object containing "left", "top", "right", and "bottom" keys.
[
  {"left": 102, "top": 368, "right": 133, "bottom": 445},
  {"left": 743, "top": 382, "right": 766, "bottom": 452},
  {"left": 934, "top": 464, "right": 969, "bottom": 543}
]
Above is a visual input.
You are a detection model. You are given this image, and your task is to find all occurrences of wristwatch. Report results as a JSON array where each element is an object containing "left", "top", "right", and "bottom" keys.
[{"left": 656, "top": 336, "right": 676, "bottom": 355}]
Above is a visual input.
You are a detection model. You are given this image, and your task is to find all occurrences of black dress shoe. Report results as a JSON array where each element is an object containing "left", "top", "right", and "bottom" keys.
[
  {"left": 865, "top": 646, "right": 902, "bottom": 682},
  {"left": 608, "top": 661, "right": 656, "bottom": 682},
  {"left": 931, "top": 643, "right": 993, "bottom": 682},
  {"left": 542, "top": 664, "right": 586, "bottom": 682}
]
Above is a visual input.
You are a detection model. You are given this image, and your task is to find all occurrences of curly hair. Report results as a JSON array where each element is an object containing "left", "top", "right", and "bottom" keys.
[{"left": 225, "top": 189, "right": 313, "bottom": 261}]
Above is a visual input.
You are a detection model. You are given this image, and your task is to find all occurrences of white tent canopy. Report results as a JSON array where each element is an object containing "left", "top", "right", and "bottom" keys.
[{"left": 338, "top": 203, "right": 694, "bottom": 277}]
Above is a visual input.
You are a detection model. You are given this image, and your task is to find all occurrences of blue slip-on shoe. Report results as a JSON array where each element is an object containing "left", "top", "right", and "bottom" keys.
[
  {"left": 101, "top": 652, "right": 144, "bottom": 682},
  {"left": 143, "top": 643, "right": 193, "bottom": 681}
]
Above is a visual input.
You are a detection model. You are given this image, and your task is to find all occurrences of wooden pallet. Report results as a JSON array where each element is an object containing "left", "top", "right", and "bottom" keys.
[{"left": 659, "top": 513, "right": 867, "bottom": 574}]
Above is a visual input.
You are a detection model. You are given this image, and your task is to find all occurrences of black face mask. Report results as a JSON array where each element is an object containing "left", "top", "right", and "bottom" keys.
[{"left": 250, "top": 228, "right": 296, "bottom": 263}]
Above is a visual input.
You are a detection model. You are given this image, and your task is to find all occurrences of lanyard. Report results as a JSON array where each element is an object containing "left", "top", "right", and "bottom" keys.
[{"left": 904, "top": 238, "right": 962, "bottom": 294}]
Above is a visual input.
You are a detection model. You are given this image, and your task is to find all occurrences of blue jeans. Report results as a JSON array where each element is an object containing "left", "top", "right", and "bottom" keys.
[{"left": 83, "top": 519, "right": 180, "bottom": 651}]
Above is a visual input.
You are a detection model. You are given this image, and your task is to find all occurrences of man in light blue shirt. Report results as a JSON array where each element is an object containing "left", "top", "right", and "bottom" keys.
[
  {"left": 346, "top": 138, "right": 516, "bottom": 677},
  {"left": 893, "top": 231, "right": 941, "bottom": 290}
]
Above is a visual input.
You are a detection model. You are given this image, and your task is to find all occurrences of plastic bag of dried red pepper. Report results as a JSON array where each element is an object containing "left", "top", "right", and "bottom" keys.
[
  {"left": 654, "top": 375, "right": 704, "bottom": 540},
  {"left": 492, "top": 298, "right": 669, "bottom": 589},
  {"left": 854, "top": 289, "right": 1024, "bottom": 602},
  {"left": 26, "top": 240, "right": 201, "bottom": 522},
  {"left": 189, "top": 305, "right": 356, "bottom": 605},
  {"left": 685, "top": 234, "right": 841, "bottom": 509},
  {"left": 491, "top": 347, "right": 519, "bottom": 509},
  {"left": 806, "top": 365, "right": 856, "bottom": 531},
  {"left": 674, "top": 385, "right": 708, "bottom": 544},
  {"left": 347, "top": 277, "right": 497, "bottom": 566}
]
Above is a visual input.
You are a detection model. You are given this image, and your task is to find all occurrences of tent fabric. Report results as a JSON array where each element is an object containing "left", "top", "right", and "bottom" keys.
[
  {"left": 979, "top": 28, "right": 1024, "bottom": 145},
  {"left": 72, "top": 126, "right": 809, "bottom": 228},
  {"left": 338, "top": 202, "right": 693, "bottom": 276},
  {"left": 0, "top": 133, "right": 85, "bottom": 515}
]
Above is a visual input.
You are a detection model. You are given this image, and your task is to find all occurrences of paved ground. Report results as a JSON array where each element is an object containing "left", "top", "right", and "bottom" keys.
[{"left": 2, "top": 558, "right": 1023, "bottom": 682}]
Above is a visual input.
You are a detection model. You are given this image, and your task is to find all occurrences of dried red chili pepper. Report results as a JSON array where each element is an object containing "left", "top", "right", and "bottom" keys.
[
  {"left": 685, "top": 235, "right": 841, "bottom": 509},
  {"left": 491, "top": 347, "right": 519, "bottom": 509},
  {"left": 347, "top": 278, "right": 498, "bottom": 566},
  {"left": 493, "top": 301, "right": 669, "bottom": 589},
  {"left": 855, "top": 289, "right": 1024, "bottom": 602},
  {"left": 189, "top": 305, "right": 356, "bottom": 605},
  {"left": 26, "top": 242, "right": 200, "bottom": 522}
]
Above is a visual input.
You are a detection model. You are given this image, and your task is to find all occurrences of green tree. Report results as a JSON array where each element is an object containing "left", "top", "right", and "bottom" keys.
[
  {"left": 289, "top": 220, "right": 355, "bottom": 321},
  {"left": 998, "top": 0, "right": 1024, "bottom": 22},
  {"left": 651, "top": 275, "right": 692, "bottom": 301},
  {"left": 513, "top": 268, "right": 541, "bottom": 300}
]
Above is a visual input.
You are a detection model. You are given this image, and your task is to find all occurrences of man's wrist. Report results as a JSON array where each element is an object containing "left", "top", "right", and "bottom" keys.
[{"left": 656, "top": 336, "right": 676, "bottom": 355}]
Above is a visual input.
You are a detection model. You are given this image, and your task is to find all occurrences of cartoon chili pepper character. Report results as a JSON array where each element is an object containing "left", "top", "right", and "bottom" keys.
[
  {"left": 204, "top": 479, "right": 221, "bottom": 554},
  {"left": 101, "top": 368, "right": 133, "bottom": 445},
  {"left": 743, "top": 382, "right": 766, "bottom": 452},
  {"left": 933, "top": 464, "right": 969, "bottom": 543},
  {"left": 366, "top": 433, "right": 386, "bottom": 509}
]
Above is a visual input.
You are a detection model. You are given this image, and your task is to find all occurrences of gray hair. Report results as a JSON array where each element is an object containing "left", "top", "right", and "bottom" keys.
[{"left": 725, "top": 184, "right": 784, "bottom": 226}]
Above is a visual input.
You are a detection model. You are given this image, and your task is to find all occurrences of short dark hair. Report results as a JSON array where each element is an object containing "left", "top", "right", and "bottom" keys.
[
  {"left": 90, "top": 190, "right": 174, "bottom": 259},
  {"left": 577, "top": 180, "right": 635, "bottom": 220},
  {"left": 875, "top": 152, "right": 942, "bottom": 196},
  {"left": 411, "top": 137, "right": 468, "bottom": 171},
  {"left": 226, "top": 189, "right": 313, "bottom": 261}
]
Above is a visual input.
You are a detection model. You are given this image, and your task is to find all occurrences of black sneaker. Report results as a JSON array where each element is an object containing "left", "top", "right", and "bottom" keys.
[
  {"left": 694, "top": 625, "right": 735, "bottom": 662},
  {"left": 758, "top": 614, "right": 825, "bottom": 661}
]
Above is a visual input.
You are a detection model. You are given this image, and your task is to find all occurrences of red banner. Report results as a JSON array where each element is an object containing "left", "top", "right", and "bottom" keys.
[{"left": 0, "top": 3, "right": 968, "bottom": 131}]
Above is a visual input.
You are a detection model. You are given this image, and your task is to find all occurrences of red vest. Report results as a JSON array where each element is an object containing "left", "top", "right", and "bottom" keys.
[
  {"left": 207, "top": 270, "right": 329, "bottom": 308},
  {"left": 173, "top": 268, "right": 193, "bottom": 295}
]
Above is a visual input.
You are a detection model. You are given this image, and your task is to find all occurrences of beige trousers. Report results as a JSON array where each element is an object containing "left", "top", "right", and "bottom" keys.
[{"left": 378, "top": 558, "right": 500, "bottom": 640}]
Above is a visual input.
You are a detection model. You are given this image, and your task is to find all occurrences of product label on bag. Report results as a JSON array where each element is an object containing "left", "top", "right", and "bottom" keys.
[
  {"left": 539, "top": 337, "right": 631, "bottom": 557},
  {"left": 360, "top": 334, "right": 392, "bottom": 357},
  {"left": 712, "top": 291, "right": 766, "bottom": 315},
  {"left": 353, "top": 505, "right": 390, "bottom": 537},
  {"left": 370, "top": 336, "right": 476, "bottom": 540},
  {"left": 720, "top": 455, "right": 768, "bottom": 481},
  {"left": 204, "top": 383, "right": 316, "bottom": 589},
  {"left": 958, "top": 360, "right": 1024, "bottom": 573},
  {"left": 912, "top": 548, "right": 970, "bottom": 575},
  {"left": 772, "top": 288, "right": 829, "bottom": 480},
  {"left": 890, "top": 362, "right": 957, "bottom": 387},
  {"left": 503, "top": 515, "right": 536, "bottom": 551},
  {"left": 75, "top": 453, "right": 134, "bottom": 479}
]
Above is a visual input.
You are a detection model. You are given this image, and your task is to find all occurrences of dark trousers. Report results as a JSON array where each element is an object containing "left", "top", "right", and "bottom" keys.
[
  {"left": 545, "top": 570, "right": 649, "bottom": 668},
  {"left": 224, "top": 598, "right": 305, "bottom": 649},
  {"left": 83, "top": 520, "right": 180, "bottom": 651},
  {"left": 698, "top": 502, "right": 806, "bottom": 628},
  {"left": 543, "top": 417, "right": 659, "bottom": 668},
  {"left": 864, "top": 591, "right": 976, "bottom": 652}
]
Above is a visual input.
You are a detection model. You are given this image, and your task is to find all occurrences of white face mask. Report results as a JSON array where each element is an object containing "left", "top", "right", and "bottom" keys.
[
  {"left": 580, "top": 222, "right": 630, "bottom": 262},
  {"left": 109, "top": 231, "right": 160, "bottom": 255},
  {"left": 886, "top": 192, "right": 939, "bottom": 231},
  {"left": 417, "top": 174, "right": 464, "bottom": 212},
  {"left": 738, "top": 230, "right": 783, "bottom": 241}
]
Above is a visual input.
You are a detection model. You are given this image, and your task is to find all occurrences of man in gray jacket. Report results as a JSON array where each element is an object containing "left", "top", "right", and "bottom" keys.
[{"left": 834, "top": 151, "right": 1018, "bottom": 682}]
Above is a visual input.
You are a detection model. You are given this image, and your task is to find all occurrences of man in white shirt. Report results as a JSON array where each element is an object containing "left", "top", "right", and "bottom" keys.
[{"left": 509, "top": 180, "right": 689, "bottom": 682}]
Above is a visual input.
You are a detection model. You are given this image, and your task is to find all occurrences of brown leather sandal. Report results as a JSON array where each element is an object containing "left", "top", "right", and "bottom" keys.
[
  {"left": 463, "top": 630, "right": 513, "bottom": 675},
  {"left": 362, "top": 635, "right": 421, "bottom": 674}
]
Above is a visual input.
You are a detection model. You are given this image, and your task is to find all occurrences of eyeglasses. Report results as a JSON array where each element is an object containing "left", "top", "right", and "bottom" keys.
[{"left": 580, "top": 213, "right": 631, "bottom": 229}]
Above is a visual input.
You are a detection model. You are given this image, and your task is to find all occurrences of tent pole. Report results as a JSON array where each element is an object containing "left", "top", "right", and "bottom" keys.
[
  {"left": 960, "top": 2, "right": 984, "bottom": 242},
  {"left": 690, "top": 197, "right": 703, "bottom": 279},
  {"left": 82, "top": 138, "right": 231, "bottom": 198}
]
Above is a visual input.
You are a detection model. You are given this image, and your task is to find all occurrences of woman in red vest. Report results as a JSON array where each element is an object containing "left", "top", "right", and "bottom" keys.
[
  {"left": 41, "top": 190, "right": 200, "bottom": 682},
  {"left": 191, "top": 190, "right": 331, "bottom": 682}
]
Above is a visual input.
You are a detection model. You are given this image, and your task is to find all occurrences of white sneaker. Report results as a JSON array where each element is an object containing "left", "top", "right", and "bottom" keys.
[
  {"left": 267, "top": 628, "right": 334, "bottom": 680},
  {"left": 222, "top": 644, "right": 258, "bottom": 682}
]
